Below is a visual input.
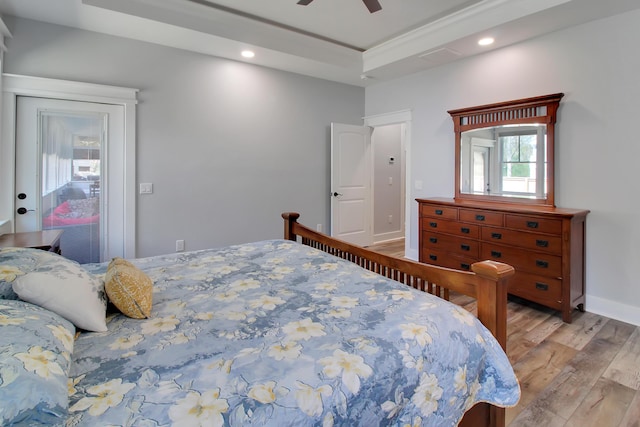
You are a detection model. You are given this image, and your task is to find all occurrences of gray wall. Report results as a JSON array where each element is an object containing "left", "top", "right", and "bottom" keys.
[
  {"left": 365, "top": 9, "right": 640, "bottom": 324},
  {"left": 3, "top": 16, "right": 364, "bottom": 256}
]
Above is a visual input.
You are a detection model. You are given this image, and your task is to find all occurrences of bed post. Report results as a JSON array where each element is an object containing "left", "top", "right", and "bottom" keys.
[
  {"left": 470, "top": 260, "right": 514, "bottom": 427},
  {"left": 282, "top": 212, "right": 300, "bottom": 241},
  {"left": 470, "top": 260, "right": 513, "bottom": 350}
]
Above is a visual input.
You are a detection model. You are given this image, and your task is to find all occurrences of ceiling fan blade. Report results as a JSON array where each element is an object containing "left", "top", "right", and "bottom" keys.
[
  {"left": 297, "top": 0, "right": 314, "bottom": 5},
  {"left": 362, "top": 0, "right": 382, "bottom": 13}
]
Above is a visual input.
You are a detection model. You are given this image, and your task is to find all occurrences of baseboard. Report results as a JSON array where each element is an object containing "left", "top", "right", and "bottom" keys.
[
  {"left": 0, "top": 219, "right": 11, "bottom": 234},
  {"left": 586, "top": 294, "right": 640, "bottom": 327},
  {"left": 372, "top": 231, "right": 404, "bottom": 244}
]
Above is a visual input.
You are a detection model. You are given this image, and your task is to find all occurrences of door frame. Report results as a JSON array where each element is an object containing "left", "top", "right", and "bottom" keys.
[
  {"left": 370, "top": 123, "right": 406, "bottom": 244},
  {"left": 1, "top": 74, "right": 138, "bottom": 258},
  {"left": 363, "top": 109, "right": 413, "bottom": 259}
]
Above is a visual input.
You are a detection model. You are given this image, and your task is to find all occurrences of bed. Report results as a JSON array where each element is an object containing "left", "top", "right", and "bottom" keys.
[{"left": 0, "top": 212, "right": 519, "bottom": 426}]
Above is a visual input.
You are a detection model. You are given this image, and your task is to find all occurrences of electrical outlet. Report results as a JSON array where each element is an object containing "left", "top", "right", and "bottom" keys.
[
  {"left": 388, "top": 215, "right": 393, "bottom": 223},
  {"left": 176, "top": 239, "right": 185, "bottom": 252},
  {"left": 140, "top": 183, "right": 153, "bottom": 194},
  {"left": 316, "top": 224, "right": 323, "bottom": 232}
]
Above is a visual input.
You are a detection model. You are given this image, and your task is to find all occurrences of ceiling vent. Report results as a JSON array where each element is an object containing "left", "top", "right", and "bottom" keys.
[{"left": 417, "top": 48, "right": 462, "bottom": 66}]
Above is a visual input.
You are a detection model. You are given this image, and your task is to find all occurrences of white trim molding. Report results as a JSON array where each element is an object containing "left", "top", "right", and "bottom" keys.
[
  {"left": 364, "top": 109, "right": 413, "bottom": 259},
  {"left": 362, "top": 0, "right": 572, "bottom": 73},
  {"left": 3, "top": 73, "right": 137, "bottom": 104},
  {"left": 1, "top": 74, "right": 138, "bottom": 258},
  {"left": 364, "top": 109, "right": 412, "bottom": 127},
  {"left": 586, "top": 294, "right": 640, "bottom": 327}
]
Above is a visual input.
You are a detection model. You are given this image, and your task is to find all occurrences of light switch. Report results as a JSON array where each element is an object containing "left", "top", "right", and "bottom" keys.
[
  {"left": 140, "top": 183, "right": 153, "bottom": 194},
  {"left": 415, "top": 180, "right": 423, "bottom": 190}
]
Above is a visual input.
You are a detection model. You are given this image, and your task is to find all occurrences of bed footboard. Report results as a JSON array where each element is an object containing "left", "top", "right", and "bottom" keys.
[{"left": 282, "top": 212, "right": 515, "bottom": 427}]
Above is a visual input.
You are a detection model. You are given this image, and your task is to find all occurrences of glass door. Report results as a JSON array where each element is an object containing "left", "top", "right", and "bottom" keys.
[{"left": 15, "top": 97, "right": 111, "bottom": 263}]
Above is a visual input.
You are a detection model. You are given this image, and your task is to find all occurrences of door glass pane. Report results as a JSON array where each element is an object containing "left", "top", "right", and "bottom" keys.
[{"left": 40, "top": 112, "right": 104, "bottom": 264}]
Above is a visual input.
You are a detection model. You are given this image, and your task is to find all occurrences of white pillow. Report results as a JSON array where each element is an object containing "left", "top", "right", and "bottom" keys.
[{"left": 12, "top": 253, "right": 107, "bottom": 332}]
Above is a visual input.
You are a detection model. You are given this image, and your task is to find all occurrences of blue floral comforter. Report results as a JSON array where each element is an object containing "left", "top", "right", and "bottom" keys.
[{"left": 70, "top": 240, "right": 519, "bottom": 426}]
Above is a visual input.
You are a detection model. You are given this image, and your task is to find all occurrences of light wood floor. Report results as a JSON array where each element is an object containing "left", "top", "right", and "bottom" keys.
[{"left": 367, "top": 239, "right": 640, "bottom": 427}]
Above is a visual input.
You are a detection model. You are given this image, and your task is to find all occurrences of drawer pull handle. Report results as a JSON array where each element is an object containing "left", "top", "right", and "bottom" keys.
[
  {"left": 536, "top": 239, "right": 549, "bottom": 248},
  {"left": 461, "top": 244, "right": 470, "bottom": 251},
  {"left": 429, "top": 254, "right": 437, "bottom": 261},
  {"left": 461, "top": 227, "right": 470, "bottom": 234},
  {"left": 461, "top": 263, "right": 470, "bottom": 270},
  {"left": 429, "top": 237, "right": 438, "bottom": 243},
  {"left": 491, "top": 250, "right": 502, "bottom": 258},
  {"left": 429, "top": 222, "right": 437, "bottom": 228},
  {"left": 476, "top": 214, "right": 485, "bottom": 221},
  {"left": 435, "top": 209, "right": 443, "bottom": 215},
  {"left": 491, "top": 233, "right": 502, "bottom": 239},
  {"left": 536, "top": 260, "right": 549, "bottom": 268},
  {"left": 527, "top": 221, "right": 539, "bottom": 229},
  {"left": 535, "top": 282, "right": 549, "bottom": 291}
]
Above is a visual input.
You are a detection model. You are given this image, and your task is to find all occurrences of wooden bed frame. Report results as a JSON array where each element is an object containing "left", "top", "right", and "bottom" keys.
[{"left": 282, "top": 212, "right": 516, "bottom": 427}]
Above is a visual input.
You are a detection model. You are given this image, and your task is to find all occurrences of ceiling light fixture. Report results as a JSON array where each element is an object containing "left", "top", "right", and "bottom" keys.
[
  {"left": 478, "top": 37, "right": 495, "bottom": 46},
  {"left": 241, "top": 50, "right": 255, "bottom": 58}
]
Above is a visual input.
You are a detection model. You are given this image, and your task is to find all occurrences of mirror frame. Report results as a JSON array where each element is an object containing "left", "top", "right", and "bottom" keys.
[{"left": 448, "top": 93, "right": 564, "bottom": 207}]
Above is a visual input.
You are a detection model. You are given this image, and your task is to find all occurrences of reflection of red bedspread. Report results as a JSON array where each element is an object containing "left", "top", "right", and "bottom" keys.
[{"left": 43, "top": 199, "right": 100, "bottom": 227}]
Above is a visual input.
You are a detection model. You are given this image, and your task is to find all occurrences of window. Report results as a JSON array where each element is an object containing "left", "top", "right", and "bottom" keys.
[{"left": 497, "top": 126, "right": 546, "bottom": 198}]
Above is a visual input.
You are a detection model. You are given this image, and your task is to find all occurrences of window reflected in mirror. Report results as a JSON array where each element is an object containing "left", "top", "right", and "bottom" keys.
[{"left": 460, "top": 124, "right": 547, "bottom": 200}]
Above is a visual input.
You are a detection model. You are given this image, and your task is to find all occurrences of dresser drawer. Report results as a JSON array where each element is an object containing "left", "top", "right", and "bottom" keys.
[
  {"left": 509, "top": 271, "right": 562, "bottom": 309},
  {"left": 421, "top": 218, "right": 479, "bottom": 238},
  {"left": 420, "top": 204, "right": 457, "bottom": 220},
  {"left": 505, "top": 214, "right": 562, "bottom": 234},
  {"left": 423, "top": 232, "right": 479, "bottom": 258},
  {"left": 481, "top": 226, "right": 562, "bottom": 254},
  {"left": 420, "top": 248, "right": 476, "bottom": 272},
  {"left": 480, "top": 244, "right": 562, "bottom": 277},
  {"left": 459, "top": 209, "right": 504, "bottom": 226}
]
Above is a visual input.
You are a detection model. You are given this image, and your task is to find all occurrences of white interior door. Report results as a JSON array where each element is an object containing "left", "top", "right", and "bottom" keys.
[
  {"left": 330, "top": 123, "right": 372, "bottom": 246},
  {"left": 471, "top": 146, "right": 490, "bottom": 194},
  {"left": 15, "top": 96, "right": 125, "bottom": 262}
]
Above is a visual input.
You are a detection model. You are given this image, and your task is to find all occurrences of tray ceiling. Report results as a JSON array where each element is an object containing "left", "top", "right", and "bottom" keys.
[{"left": 1, "top": 0, "right": 639, "bottom": 86}]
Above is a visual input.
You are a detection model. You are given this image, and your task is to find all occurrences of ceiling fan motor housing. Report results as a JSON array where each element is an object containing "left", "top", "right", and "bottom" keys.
[{"left": 297, "top": 0, "right": 382, "bottom": 13}]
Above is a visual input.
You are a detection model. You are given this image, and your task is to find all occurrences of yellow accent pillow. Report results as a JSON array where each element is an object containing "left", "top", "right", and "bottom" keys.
[{"left": 105, "top": 257, "right": 153, "bottom": 319}]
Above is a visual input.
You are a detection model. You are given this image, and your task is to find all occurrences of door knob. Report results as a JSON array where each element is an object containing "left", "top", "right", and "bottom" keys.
[
  {"left": 332, "top": 192, "right": 343, "bottom": 197},
  {"left": 16, "top": 207, "right": 35, "bottom": 215}
]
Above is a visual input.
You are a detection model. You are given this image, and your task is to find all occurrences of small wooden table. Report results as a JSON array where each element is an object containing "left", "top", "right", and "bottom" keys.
[{"left": 0, "top": 230, "right": 64, "bottom": 254}]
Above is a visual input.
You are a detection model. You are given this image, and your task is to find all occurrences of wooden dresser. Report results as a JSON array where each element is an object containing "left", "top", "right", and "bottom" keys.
[{"left": 417, "top": 198, "right": 589, "bottom": 322}]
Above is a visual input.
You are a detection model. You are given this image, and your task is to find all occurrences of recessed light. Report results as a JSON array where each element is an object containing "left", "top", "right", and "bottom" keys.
[
  {"left": 478, "top": 37, "right": 495, "bottom": 46},
  {"left": 241, "top": 50, "right": 255, "bottom": 58}
]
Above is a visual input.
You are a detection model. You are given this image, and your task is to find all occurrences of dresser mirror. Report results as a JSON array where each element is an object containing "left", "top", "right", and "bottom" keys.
[{"left": 448, "top": 93, "right": 564, "bottom": 207}]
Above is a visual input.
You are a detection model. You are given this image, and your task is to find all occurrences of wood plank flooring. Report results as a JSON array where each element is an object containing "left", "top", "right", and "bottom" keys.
[{"left": 367, "top": 239, "right": 640, "bottom": 426}]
